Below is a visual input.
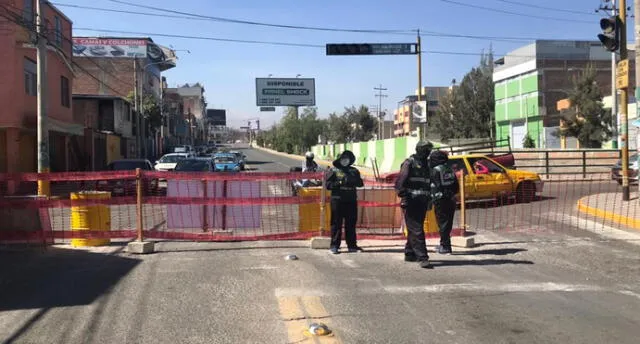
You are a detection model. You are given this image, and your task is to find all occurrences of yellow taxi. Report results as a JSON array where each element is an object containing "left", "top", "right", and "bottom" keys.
[{"left": 446, "top": 154, "right": 543, "bottom": 202}]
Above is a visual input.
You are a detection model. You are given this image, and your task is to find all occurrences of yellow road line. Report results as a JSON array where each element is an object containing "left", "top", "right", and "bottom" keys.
[
  {"left": 277, "top": 296, "right": 341, "bottom": 343},
  {"left": 577, "top": 197, "right": 640, "bottom": 230}
]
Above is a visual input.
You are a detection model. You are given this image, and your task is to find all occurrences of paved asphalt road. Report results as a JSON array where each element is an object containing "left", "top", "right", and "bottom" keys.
[{"left": 3, "top": 146, "right": 640, "bottom": 343}]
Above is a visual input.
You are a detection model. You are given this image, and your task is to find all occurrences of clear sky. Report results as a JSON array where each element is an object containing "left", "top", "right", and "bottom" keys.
[{"left": 56, "top": 0, "right": 620, "bottom": 128}]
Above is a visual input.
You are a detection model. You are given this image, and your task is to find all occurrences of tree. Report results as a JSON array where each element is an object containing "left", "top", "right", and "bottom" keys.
[
  {"left": 344, "top": 105, "right": 378, "bottom": 142},
  {"left": 557, "top": 67, "right": 612, "bottom": 148},
  {"left": 522, "top": 133, "right": 536, "bottom": 148},
  {"left": 127, "top": 92, "right": 162, "bottom": 133},
  {"left": 326, "top": 112, "right": 351, "bottom": 143},
  {"left": 431, "top": 48, "right": 495, "bottom": 142}
]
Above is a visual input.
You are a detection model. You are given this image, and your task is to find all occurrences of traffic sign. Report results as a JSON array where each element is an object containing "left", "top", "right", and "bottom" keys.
[
  {"left": 326, "top": 43, "right": 418, "bottom": 56},
  {"left": 260, "top": 107, "right": 276, "bottom": 112},
  {"left": 617, "top": 59, "right": 629, "bottom": 89}
]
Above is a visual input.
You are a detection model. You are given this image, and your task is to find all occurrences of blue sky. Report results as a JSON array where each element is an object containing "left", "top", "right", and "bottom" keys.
[{"left": 57, "top": 0, "right": 619, "bottom": 128}]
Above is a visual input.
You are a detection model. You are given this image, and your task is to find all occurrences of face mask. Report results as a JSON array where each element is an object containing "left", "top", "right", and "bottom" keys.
[{"left": 340, "top": 158, "right": 350, "bottom": 167}]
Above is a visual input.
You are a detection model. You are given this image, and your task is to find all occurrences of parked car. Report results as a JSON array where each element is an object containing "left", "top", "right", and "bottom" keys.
[
  {"left": 155, "top": 153, "right": 193, "bottom": 171},
  {"left": 97, "top": 159, "right": 158, "bottom": 196},
  {"left": 174, "top": 158, "right": 215, "bottom": 172},
  {"left": 229, "top": 151, "right": 246, "bottom": 170},
  {"left": 382, "top": 154, "right": 542, "bottom": 203},
  {"left": 611, "top": 153, "right": 639, "bottom": 184},
  {"left": 173, "top": 145, "right": 195, "bottom": 154},
  {"left": 213, "top": 153, "right": 241, "bottom": 172}
]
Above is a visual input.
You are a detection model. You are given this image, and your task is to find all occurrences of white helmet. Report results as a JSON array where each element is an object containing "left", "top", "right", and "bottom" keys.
[{"left": 305, "top": 151, "right": 314, "bottom": 159}]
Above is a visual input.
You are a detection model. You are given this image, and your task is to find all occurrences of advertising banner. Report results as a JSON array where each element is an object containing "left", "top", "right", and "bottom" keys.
[
  {"left": 255, "top": 78, "right": 316, "bottom": 106},
  {"left": 72, "top": 38, "right": 169, "bottom": 64},
  {"left": 206, "top": 109, "right": 227, "bottom": 126}
]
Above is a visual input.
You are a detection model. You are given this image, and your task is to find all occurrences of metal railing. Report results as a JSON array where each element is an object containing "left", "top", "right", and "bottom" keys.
[{"left": 469, "top": 149, "right": 621, "bottom": 177}]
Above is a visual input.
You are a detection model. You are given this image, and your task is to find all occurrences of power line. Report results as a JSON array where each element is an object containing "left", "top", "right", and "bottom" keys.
[
  {"left": 101, "top": 0, "right": 414, "bottom": 35},
  {"left": 438, "top": 0, "right": 592, "bottom": 24},
  {"left": 493, "top": 0, "right": 600, "bottom": 16},
  {"left": 74, "top": 28, "right": 326, "bottom": 48},
  {"left": 55, "top": 2, "right": 547, "bottom": 43}
]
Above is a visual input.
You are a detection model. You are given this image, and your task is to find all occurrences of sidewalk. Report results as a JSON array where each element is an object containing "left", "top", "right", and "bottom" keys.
[
  {"left": 254, "top": 146, "right": 377, "bottom": 177},
  {"left": 577, "top": 193, "right": 640, "bottom": 230}
]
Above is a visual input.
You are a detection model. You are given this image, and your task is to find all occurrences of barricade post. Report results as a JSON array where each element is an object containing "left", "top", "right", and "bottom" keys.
[
  {"left": 136, "top": 168, "right": 144, "bottom": 242},
  {"left": 202, "top": 179, "right": 208, "bottom": 232},
  {"left": 319, "top": 171, "right": 327, "bottom": 236},
  {"left": 459, "top": 173, "right": 466, "bottom": 234}
]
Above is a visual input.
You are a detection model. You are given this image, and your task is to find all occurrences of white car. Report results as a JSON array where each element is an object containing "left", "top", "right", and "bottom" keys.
[
  {"left": 155, "top": 153, "right": 193, "bottom": 171},
  {"left": 173, "top": 145, "right": 195, "bottom": 154}
]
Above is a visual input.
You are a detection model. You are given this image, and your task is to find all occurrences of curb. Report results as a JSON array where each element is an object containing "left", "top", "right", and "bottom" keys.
[
  {"left": 254, "top": 146, "right": 376, "bottom": 177},
  {"left": 576, "top": 197, "right": 640, "bottom": 230}
]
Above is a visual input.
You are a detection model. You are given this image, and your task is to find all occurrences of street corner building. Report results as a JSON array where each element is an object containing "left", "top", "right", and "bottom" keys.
[
  {"left": 493, "top": 40, "right": 636, "bottom": 149},
  {"left": 0, "top": 1, "right": 82, "bottom": 194}
]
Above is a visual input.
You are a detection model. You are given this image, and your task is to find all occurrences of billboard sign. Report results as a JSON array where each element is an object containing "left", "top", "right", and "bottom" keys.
[
  {"left": 255, "top": 78, "right": 315, "bottom": 106},
  {"left": 72, "top": 38, "right": 170, "bottom": 64},
  {"left": 206, "top": 109, "right": 227, "bottom": 126}
]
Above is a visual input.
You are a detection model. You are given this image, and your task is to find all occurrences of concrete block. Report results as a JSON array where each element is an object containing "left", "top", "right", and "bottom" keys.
[
  {"left": 451, "top": 235, "right": 475, "bottom": 248},
  {"left": 127, "top": 241, "right": 155, "bottom": 254},
  {"left": 310, "top": 237, "right": 331, "bottom": 249}
]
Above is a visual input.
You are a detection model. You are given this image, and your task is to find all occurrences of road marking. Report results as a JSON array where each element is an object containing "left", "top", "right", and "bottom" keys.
[
  {"left": 341, "top": 259, "right": 359, "bottom": 269},
  {"left": 541, "top": 212, "right": 640, "bottom": 246},
  {"left": 276, "top": 282, "right": 604, "bottom": 297},
  {"left": 239, "top": 266, "right": 279, "bottom": 270},
  {"left": 277, "top": 296, "right": 341, "bottom": 343},
  {"left": 619, "top": 290, "right": 640, "bottom": 300}
]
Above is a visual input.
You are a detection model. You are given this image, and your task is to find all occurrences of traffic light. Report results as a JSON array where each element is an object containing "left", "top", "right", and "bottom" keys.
[{"left": 598, "top": 16, "right": 620, "bottom": 52}]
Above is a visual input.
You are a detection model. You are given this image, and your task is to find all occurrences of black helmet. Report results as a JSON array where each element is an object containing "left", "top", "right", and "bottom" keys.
[
  {"left": 415, "top": 141, "right": 433, "bottom": 158},
  {"left": 428, "top": 150, "right": 448, "bottom": 168}
]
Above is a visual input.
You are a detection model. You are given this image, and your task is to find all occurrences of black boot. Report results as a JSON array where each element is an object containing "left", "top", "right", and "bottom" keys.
[
  {"left": 419, "top": 259, "right": 433, "bottom": 269},
  {"left": 404, "top": 254, "right": 417, "bottom": 262},
  {"left": 437, "top": 245, "right": 452, "bottom": 254}
]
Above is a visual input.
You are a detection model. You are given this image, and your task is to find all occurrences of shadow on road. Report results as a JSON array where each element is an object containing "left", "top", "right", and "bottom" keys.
[
  {"left": 430, "top": 259, "right": 534, "bottom": 267},
  {"left": 453, "top": 248, "right": 528, "bottom": 256},
  {"left": 245, "top": 161, "right": 271, "bottom": 165},
  {"left": 0, "top": 247, "right": 140, "bottom": 311}
]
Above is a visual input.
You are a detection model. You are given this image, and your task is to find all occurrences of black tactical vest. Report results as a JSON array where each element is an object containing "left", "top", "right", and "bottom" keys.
[
  {"left": 405, "top": 156, "right": 430, "bottom": 191},
  {"left": 431, "top": 164, "right": 457, "bottom": 201}
]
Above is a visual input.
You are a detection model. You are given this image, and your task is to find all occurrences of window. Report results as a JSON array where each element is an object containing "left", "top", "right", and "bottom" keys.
[
  {"left": 468, "top": 158, "right": 505, "bottom": 174},
  {"left": 60, "top": 76, "right": 70, "bottom": 107},
  {"left": 54, "top": 16, "right": 62, "bottom": 47},
  {"left": 24, "top": 58, "right": 37, "bottom": 96},
  {"left": 447, "top": 158, "right": 468, "bottom": 176}
]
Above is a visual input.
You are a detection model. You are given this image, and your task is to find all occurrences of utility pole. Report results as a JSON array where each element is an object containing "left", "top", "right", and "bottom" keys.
[
  {"left": 374, "top": 85, "right": 388, "bottom": 139},
  {"left": 612, "top": 0, "right": 619, "bottom": 149},
  {"left": 415, "top": 30, "right": 422, "bottom": 138},
  {"left": 620, "top": 0, "right": 630, "bottom": 200},
  {"left": 36, "top": 0, "right": 49, "bottom": 196},
  {"left": 133, "top": 59, "right": 140, "bottom": 158},
  {"left": 635, "top": 0, "right": 640, "bottom": 200}
]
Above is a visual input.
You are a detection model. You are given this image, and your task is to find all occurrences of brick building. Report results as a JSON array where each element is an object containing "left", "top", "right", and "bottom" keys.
[
  {"left": 493, "top": 40, "right": 636, "bottom": 148},
  {"left": 72, "top": 36, "right": 176, "bottom": 159},
  {"left": 0, "top": 0, "right": 82, "bottom": 181},
  {"left": 165, "top": 83, "right": 207, "bottom": 145}
]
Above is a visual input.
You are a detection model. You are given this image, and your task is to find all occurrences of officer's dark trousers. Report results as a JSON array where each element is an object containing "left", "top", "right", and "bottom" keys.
[
  {"left": 403, "top": 201, "right": 429, "bottom": 260},
  {"left": 330, "top": 199, "right": 358, "bottom": 249},
  {"left": 434, "top": 198, "right": 456, "bottom": 247}
]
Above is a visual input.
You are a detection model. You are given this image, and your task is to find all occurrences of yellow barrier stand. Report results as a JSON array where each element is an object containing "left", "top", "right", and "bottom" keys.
[
  {"left": 402, "top": 207, "right": 439, "bottom": 236},
  {"left": 298, "top": 187, "right": 331, "bottom": 232},
  {"left": 70, "top": 191, "right": 111, "bottom": 247}
]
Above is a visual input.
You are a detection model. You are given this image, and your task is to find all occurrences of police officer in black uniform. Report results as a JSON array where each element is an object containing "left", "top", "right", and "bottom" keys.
[
  {"left": 395, "top": 141, "right": 433, "bottom": 269},
  {"left": 325, "top": 150, "right": 364, "bottom": 254},
  {"left": 428, "top": 150, "right": 459, "bottom": 254}
]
